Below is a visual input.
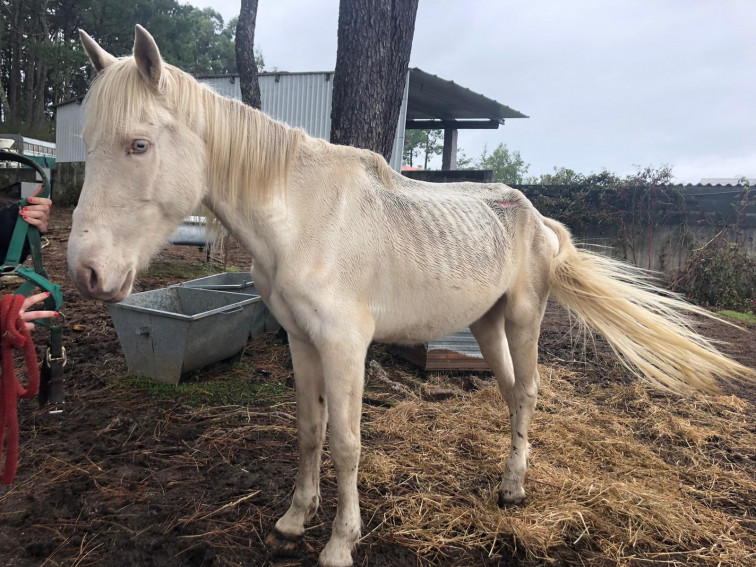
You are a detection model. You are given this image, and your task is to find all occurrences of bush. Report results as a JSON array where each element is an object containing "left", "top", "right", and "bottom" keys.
[{"left": 672, "top": 235, "right": 756, "bottom": 311}]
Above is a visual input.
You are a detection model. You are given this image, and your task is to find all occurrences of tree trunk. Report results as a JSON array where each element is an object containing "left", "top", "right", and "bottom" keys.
[
  {"left": 23, "top": 57, "right": 35, "bottom": 126},
  {"left": 29, "top": 0, "right": 50, "bottom": 130},
  {"left": 330, "top": 0, "right": 419, "bottom": 162},
  {"left": 8, "top": 0, "right": 25, "bottom": 123},
  {"left": 0, "top": 83, "right": 10, "bottom": 123},
  {"left": 236, "top": 0, "right": 261, "bottom": 109}
]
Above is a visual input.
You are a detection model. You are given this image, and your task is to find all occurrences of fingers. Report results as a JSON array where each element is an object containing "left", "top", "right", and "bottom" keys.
[
  {"left": 22, "top": 307, "right": 58, "bottom": 332},
  {"left": 22, "top": 310, "right": 58, "bottom": 323},
  {"left": 21, "top": 305, "right": 58, "bottom": 332},
  {"left": 15, "top": 293, "right": 58, "bottom": 331},
  {"left": 21, "top": 292, "right": 52, "bottom": 311},
  {"left": 19, "top": 200, "right": 51, "bottom": 233},
  {"left": 27, "top": 197, "right": 52, "bottom": 208}
]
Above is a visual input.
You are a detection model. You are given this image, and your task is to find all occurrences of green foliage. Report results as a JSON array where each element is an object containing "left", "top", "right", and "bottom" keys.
[
  {"left": 0, "top": 120, "right": 54, "bottom": 141},
  {"left": 523, "top": 166, "right": 755, "bottom": 311},
  {"left": 671, "top": 184, "right": 755, "bottom": 311},
  {"left": 402, "top": 136, "right": 530, "bottom": 184},
  {"left": 476, "top": 143, "right": 530, "bottom": 184},
  {"left": 521, "top": 165, "right": 676, "bottom": 263},
  {"left": 60, "top": 1, "right": 240, "bottom": 75},
  {"left": 672, "top": 238, "right": 756, "bottom": 311},
  {"left": 455, "top": 148, "right": 474, "bottom": 169},
  {"left": 403, "top": 129, "right": 443, "bottom": 168},
  {"left": 0, "top": 0, "right": 252, "bottom": 137}
]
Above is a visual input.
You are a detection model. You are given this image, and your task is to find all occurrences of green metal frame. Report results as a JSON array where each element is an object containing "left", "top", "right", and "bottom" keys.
[{"left": 1, "top": 149, "right": 65, "bottom": 409}]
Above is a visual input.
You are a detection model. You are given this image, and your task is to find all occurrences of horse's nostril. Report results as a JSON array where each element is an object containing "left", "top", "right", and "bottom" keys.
[{"left": 87, "top": 267, "right": 99, "bottom": 292}]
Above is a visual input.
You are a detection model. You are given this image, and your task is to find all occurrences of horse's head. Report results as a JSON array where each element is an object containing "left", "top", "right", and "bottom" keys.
[{"left": 68, "top": 26, "right": 208, "bottom": 302}]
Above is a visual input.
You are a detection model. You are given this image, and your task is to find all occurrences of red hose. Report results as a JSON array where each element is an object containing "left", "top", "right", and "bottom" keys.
[{"left": 0, "top": 294, "right": 40, "bottom": 484}]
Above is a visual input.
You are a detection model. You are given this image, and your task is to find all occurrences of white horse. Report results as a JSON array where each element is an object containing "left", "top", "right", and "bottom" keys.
[{"left": 68, "top": 26, "right": 752, "bottom": 567}]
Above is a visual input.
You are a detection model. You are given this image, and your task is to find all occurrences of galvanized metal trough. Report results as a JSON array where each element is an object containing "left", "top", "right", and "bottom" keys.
[
  {"left": 177, "top": 272, "right": 281, "bottom": 335},
  {"left": 108, "top": 287, "right": 260, "bottom": 384},
  {"left": 167, "top": 215, "right": 215, "bottom": 247}
]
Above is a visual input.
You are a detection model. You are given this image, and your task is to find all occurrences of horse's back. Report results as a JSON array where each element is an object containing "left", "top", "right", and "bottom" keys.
[{"left": 367, "top": 179, "right": 542, "bottom": 343}]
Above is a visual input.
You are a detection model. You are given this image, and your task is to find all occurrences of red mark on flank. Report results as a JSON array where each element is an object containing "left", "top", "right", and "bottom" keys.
[{"left": 495, "top": 201, "right": 518, "bottom": 208}]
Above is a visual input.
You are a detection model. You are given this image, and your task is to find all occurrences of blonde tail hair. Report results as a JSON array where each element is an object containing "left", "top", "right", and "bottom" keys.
[{"left": 543, "top": 217, "right": 754, "bottom": 394}]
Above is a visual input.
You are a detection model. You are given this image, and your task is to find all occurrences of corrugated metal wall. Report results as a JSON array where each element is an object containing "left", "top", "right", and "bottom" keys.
[
  {"left": 55, "top": 101, "right": 86, "bottom": 163},
  {"left": 261, "top": 73, "right": 333, "bottom": 140},
  {"left": 390, "top": 73, "right": 409, "bottom": 172},
  {"left": 56, "top": 72, "right": 407, "bottom": 170}
]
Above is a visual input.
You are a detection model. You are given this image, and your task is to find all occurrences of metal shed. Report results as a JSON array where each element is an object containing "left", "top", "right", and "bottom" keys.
[
  {"left": 54, "top": 68, "right": 525, "bottom": 173},
  {"left": 55, "top": 71, "right": 407, "bottom": 171}
]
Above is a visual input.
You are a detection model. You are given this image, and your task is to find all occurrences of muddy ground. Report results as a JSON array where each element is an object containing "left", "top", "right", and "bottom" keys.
[{"left": 1, "top": 207, "right": 754, "bottom": 567}]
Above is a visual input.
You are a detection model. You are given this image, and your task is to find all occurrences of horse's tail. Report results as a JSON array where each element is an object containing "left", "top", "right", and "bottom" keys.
[{"left": 542, "top": 217, "right": 754, "bottom": 393}]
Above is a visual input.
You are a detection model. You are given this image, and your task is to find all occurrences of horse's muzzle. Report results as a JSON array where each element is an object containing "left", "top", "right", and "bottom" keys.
[{"left": 70, "top": 265, "right": 133, "bottom": 303}]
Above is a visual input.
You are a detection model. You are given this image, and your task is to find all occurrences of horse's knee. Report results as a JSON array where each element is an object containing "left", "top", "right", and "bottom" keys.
[
  {"left": 329, "top": 432, "right": 361, "bottom": 470},
  {"left": 300, "top": 422, "right": 326, "bottom": 451}
]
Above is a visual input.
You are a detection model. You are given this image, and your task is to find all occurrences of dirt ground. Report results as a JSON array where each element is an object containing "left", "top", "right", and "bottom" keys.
[{"left": 1, "top": 207, "right": 755, "bottom": 567}]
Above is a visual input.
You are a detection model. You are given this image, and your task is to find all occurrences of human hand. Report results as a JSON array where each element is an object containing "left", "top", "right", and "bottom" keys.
[
  {"left": 20, "top": 292, "right": 58, "bottom": 332},
  {"left": 19, "top": 186, "right": 52, "bottom": 233}
]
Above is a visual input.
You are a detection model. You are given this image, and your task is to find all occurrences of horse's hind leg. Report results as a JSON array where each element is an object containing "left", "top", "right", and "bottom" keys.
[
  {"left": 471, "top": 291, "right": 546, "bottom": 506},
  {"left": 267, "top": 337, "right": 327, "bottom": 554}
]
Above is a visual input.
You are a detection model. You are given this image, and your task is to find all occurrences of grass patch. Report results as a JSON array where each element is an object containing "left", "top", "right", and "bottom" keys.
[
  {"left": 144, "top": 260, "right": 219, "bottom": 280},
  {"left": 110, "top": 370, "right": 289, "bottom": 407},
  {"left": 718, "top": 310, "right": 756, "bottom": 324}
]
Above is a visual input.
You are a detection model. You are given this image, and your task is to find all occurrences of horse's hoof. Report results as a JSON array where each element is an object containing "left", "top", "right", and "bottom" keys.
[
  {"left": 497, "top": 490, "right": 526, "bottom": 509},
  {"left": 265, "top": 527, "right": 302, "bottom": 558},
  {"left": 318, "top": 541, "right": 354, "bottom": 567},
  {"left": 318, "top": 557, "right": 353, "bottom": 567}
]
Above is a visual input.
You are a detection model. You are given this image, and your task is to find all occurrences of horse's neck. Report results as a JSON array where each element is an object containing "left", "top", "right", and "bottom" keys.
[
  {"left": 202, "top": 90, "right": 300, "bottom": 211},
  {"left": 200, "top": 97, "right": 397, "bottom": 278}
]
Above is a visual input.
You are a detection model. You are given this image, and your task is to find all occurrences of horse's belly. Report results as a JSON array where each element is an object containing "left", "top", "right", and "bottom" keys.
[{"left": 371, "top": 281, "right": 504, "bottom": 344}]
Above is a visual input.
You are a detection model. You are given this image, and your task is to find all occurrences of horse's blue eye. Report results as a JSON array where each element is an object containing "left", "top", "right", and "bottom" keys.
[{"left": 131, "top": 139, "right": 150, "bottom": 153}]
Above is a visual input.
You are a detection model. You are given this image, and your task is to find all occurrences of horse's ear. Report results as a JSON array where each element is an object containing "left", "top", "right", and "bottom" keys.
[
  {"left": 133, "top": 24, "right": 163, "bottom": 89},
  {"left": 79, "top": 30, "right": 116, "bottom": 72}
]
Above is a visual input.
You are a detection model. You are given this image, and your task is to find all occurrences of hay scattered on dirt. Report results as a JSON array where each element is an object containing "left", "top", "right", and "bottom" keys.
[
  {"left": 353, "top": 364, "right": 756, "bottom": 565},
  {"left": 3, "top": 313, "right": 755, "bottom": 565}
]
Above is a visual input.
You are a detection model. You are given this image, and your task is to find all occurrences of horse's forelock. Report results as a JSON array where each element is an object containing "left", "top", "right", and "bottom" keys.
[
  {"left": 84, "top": 59, "right": 153, "bottom": 139},
  {"left": 83, "top": 59, "right": 202, "bottom": 140}
]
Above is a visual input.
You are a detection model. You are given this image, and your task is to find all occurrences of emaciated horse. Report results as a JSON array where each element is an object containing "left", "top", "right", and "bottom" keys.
[{"left": 68, "top": 26, "right": 752, "bottom": 567}]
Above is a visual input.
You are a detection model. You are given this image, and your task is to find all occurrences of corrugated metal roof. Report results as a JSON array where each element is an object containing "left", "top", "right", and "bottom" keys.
[
  {"left": 697, "top": 178, "right": 755, "bottom": 187},
  {"left": 406, "top": 68, "right": 527, "bottom": 122}
]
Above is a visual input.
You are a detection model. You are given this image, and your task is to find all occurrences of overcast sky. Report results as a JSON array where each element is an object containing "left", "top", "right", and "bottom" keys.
[{"left": 187, "top": 0, "right": 754, "bottom": 183}]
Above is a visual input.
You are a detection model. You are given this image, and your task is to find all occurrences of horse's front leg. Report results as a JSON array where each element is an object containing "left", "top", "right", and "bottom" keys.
[
  {"left": 267, "top": 337, "right": 327, "bottom": 553},
  {"left": 317, "top": 336, "right": 370, "bottom": 567}
]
